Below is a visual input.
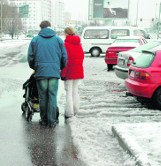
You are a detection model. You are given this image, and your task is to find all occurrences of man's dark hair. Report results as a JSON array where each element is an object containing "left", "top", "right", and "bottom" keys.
[{"left": 40, "top": 20, "right": 51, "bottom": 29}]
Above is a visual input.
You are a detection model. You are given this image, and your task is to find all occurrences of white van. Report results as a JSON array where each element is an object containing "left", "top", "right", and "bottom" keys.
[{"left": 81, "top": 26, "right": 151, "bottom": 57}]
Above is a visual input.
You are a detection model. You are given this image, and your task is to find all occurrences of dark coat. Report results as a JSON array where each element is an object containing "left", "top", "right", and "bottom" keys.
[{"left": 28, "top": 27, "right": 67, "bottom": 79}]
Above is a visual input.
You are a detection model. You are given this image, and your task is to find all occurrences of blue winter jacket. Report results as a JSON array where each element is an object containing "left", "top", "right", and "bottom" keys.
[{"left": 28, "top": 27, "right": 67, "bottom": 79}]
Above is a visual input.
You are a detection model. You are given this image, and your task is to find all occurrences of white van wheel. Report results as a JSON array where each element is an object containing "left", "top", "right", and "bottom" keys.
[{"left": 91, "top": 48, "right": 101, "bottom": 57}]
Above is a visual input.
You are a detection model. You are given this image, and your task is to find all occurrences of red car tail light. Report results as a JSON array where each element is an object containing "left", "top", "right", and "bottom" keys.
[
  {"left": 135, "top": 71, "right": 151, "bottom": 80},
  {"left": 108, "top": 51, "right": 115, "bottom": 54},
  {"left": 106, "top": 50, "right": 115, "bottom": 55},
  {"left": 127, "top": 56, "right": 134, "bottom": 66}
]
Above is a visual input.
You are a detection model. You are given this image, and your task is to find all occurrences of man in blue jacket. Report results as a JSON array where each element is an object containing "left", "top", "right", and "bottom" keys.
[{"left": 28, "top": 20, "right": 67, "bottom": 128}]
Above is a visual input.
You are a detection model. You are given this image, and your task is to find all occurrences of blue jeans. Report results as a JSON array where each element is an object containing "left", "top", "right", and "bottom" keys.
[{"left": 36, "top": 78, "right": 58, "bottom": 124}]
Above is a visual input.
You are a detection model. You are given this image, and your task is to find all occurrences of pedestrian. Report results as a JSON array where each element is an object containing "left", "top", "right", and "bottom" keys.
[
  {"left": 61, "top": 27, "right": 84, "bottom": 118},
  {"left": 27, "top": 20, "right": 67, "bottom": 128}
]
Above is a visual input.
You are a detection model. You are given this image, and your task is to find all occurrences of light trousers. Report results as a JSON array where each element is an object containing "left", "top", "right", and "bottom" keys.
[{"left": 64, "top": 80, "right": 80, "bottom": 117}]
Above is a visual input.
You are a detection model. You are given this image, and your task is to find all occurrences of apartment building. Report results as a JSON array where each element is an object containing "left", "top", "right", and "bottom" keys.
[
  {"left": 8, "top": 0, "right": 64, "bottom": 32},
  {"left": 51, "top": 0, "right": 65, "bottom": 30}
]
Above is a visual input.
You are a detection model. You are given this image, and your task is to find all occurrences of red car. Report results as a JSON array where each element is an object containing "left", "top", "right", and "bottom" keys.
[
  {"left": 125, "top": 46, "right": 161, "bottom": 110},
  {"left": 104, "top": 36, "right": 147, "bottom": 71}
]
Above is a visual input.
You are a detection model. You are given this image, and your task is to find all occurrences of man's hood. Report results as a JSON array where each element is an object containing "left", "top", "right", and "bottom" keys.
[{"left": 38, "top": 27, "right": 56, "bottom": 38}]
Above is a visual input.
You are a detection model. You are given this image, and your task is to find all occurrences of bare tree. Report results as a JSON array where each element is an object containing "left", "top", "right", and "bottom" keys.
[{"left": 1, "top": 2, "right": 23, "bottom": 39}]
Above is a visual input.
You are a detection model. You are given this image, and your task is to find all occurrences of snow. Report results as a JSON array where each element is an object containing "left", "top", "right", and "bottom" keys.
[
  {"left": 113, "top": 123, "right": 161, "bottom": 166},
  {"left": 0, "top": 40, "right": 161, "bottom": 166}
]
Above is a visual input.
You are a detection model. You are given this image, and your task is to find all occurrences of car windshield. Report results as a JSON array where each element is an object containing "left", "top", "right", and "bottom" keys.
[
  {"left": 133, "top": 51, "right": 154, "bottom": 68},
  {"left": 131, "top": 41, "right": 161, "bottom": 52},
  {"left": 114, "top": 39, "right": 139, "bottom": 43}
]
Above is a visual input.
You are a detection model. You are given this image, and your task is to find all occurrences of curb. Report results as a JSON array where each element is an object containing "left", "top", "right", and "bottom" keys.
[{"left": 112, "top": 126, "right": 151, "bottom": 166}]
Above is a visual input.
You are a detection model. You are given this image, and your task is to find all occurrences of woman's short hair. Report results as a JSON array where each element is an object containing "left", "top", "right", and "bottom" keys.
[
  {"left": 40, "top": 20, "right": 51, "bottom": 29},
  {"left": 64, "top": 27, "right": 75, "bottom": 35}
]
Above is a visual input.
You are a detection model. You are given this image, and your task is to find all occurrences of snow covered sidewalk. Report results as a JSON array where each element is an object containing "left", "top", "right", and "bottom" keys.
[
  {"left": 65, "top": 55, "right": 161, "bottom": 166},
  {"left": 1, "top": 39, "right": 161, "bottom": 166},
  {"left": 112, "top": 122, "right": 161, "bottom": 166}
]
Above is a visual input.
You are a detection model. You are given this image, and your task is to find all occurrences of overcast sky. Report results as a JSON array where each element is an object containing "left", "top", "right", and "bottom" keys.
[
  {"left": 64, "top": 0, "right": 88, "bottom": 21},
  {"left": 64, "top": 0, "right": 161, "bottom": 22}
]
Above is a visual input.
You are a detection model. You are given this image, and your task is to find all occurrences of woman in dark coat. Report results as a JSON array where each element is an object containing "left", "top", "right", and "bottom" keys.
[{"left": 61, "top": 27, "right": 84, "bottom": 118}]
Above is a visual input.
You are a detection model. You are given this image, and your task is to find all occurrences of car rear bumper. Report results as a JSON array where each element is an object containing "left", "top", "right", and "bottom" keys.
[
  {"left": 114, "top": 65, "right": 128, "bottom": 79},
  {"left": 125, "top": 78, "right": 156, "bottom": 98}
]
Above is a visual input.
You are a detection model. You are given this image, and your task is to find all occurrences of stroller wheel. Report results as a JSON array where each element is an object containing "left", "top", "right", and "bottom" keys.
[
  {"left": 27, "top": 112, "right": 32, "bottom": 122},
  {"left": 21, "top": 102, "right": 27, "bottom": 113},
  {"left": 25, "top": 106, "right": 32, "bottom": 122}
]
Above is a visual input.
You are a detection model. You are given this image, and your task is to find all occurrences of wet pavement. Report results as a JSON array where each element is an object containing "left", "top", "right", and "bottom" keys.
[
  {"left": 0, "top": 100, "right": 86, "bottom": 166},
  {"left": 2, "top": 42, "right": 160, "bottom": 165},
  {"left": 0, "top": 42, "right": 86, "bottom": 166}
]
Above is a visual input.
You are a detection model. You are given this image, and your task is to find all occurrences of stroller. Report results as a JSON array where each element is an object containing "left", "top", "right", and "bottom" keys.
[
  {"left": 21, "top": 74, "right": 59, "bottom": 122},
  {"left": 21, "top": 74, "right": 39, "bottom": 121}
]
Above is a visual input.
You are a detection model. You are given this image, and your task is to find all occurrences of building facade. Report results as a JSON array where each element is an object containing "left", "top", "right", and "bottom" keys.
[
  {"left": 51, "top": 0, "right": 65, "bottom": 30},
  {"left": 8, "top": 0, "right": 64, "bottom": 32}
]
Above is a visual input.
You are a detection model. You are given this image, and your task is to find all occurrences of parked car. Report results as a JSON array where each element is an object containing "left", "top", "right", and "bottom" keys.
[
  {"left": 26, "top": 33, "right": 34, "bottom": 38},
  {"left": 81, "top": 26, "right": 151, "bottom": 57},
  {"left": 125, "top": 45, "right": 161, "bottom": 110},
  {"left": 104, "top": 36, "right": 148, "bottom": 71},
  {"left": 114, "top": 40, "right": 161, "bottom": 79}
]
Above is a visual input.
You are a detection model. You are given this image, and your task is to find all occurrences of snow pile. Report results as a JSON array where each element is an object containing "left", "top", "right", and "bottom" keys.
[{"left": 113, "top": 123, "right": 161, "bottom": 166}]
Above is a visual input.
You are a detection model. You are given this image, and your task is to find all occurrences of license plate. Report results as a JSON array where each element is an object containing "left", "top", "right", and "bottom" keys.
[
  {"left": 118, "top": 59, "right": 125, "bottom": 65},
  {"left": 130, "top": 70, "right": 134, "bottom": 77}
]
